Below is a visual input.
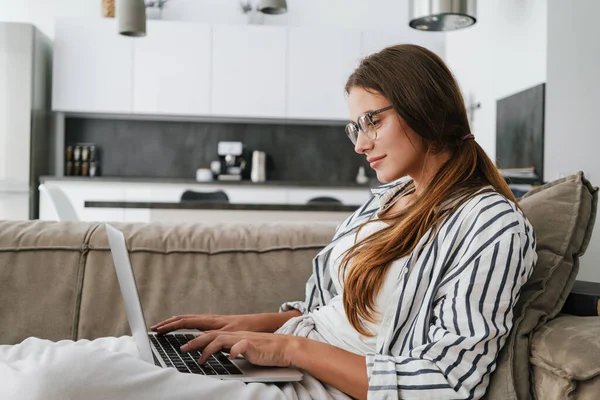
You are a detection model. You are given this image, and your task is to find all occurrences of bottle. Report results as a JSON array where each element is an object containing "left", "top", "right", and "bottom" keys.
[
  {"left": 81, "top": 145, "right": 89, "bottom": 162},
  {"left": 356, "top": 166, "right": 368, "bottom": 184},
  {"left": 81, "top": 162, "right": 89, "bottom": 176},
  {"left": 65, "top": 146, "right": 73, "bottom": 161},
  {"left": 89, "top": 145, "right": 97, "bottom": 162},
  {"left": 89, "top": 162, "right": 97, "bottom": 177},
  {"left": 251, "top": 151, "right": 266, "bottom": 183},
  {"left": 74, "top": 145, "right": 81, "bottom": 162}
]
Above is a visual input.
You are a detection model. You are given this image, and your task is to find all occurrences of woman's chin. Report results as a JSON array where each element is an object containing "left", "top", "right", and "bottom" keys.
[{"left": 375, "top": 170, "right": 404, "bottom": 184}]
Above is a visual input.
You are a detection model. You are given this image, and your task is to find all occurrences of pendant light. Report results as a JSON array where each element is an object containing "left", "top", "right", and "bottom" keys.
[
  {"left": 409, "top": 0, "right": 477, "bottom": 31},
  {"left": 257, "top": 0, "right": 288, "bottom": 15},
  {"left": 118, "top": 0, "right": 147, "bottom": 37}
]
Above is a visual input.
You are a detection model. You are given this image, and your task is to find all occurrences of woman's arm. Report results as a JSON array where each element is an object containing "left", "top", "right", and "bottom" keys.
[
  {"left": 185, "top": 330, "right": 369, "bottom": 399},
  {"left": 288, "top": 338, "right": 369, "bottom": 400},
  {"left": 152, "top": 310, "right": 301, "bottom": 334},
  {"left": 259, "top": 309, "right": 302, "bottom": 332},
  {"left": 364, "top": 232, "right": 535, "bottom": 400}
]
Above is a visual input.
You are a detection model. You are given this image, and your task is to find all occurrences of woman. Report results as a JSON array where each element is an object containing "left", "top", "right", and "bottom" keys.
[{"left": 0, "top": 44, "right": 536, "bottom": 400}]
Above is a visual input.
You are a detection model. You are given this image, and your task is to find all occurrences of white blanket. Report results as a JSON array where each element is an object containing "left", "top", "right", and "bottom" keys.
[{"left": 0, "top": 316, "right": 351, "bottom": 400}]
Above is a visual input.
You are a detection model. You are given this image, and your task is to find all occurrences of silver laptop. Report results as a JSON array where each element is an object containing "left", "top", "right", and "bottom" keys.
[{"left": 105, "top": 223, "right": 303, "bottom": 382}]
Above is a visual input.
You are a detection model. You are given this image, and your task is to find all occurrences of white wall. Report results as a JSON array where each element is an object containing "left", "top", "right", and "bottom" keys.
[
  {"left": 546, "top": 0, "right": 600, "bottom": 283},
  {"left": 444, "top": 0, "right": 547, "bottom": 161},
  {"left": 0, "top": 0, "right": 99, "bottom": 38},
  {"left": 0, "top": 0, "right": 443, "bottom": 41}
]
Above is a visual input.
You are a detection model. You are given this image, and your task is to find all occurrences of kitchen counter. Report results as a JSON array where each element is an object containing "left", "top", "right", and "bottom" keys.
[
  {"left": 40, "top": 176, "right": 377, "bottom": 189},
  {"left": 85, "top": 201, "right": 361, "bottom": 212}
]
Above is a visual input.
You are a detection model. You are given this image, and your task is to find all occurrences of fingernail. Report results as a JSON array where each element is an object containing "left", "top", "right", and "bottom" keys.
[{"left": 180, "top": 344, "right": 189, "bottom": 352}]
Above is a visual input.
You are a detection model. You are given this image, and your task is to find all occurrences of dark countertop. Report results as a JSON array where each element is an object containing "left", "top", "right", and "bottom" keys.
[
  {"left": 41, "top": 176, "right": 377, "bottom": 189},
  {"left": 85, "top": 201, "right": 361, "bottom": 212}
]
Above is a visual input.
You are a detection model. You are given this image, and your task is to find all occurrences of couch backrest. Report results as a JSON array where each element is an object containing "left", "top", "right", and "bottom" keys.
[
  {"left": 485, "top": 172, "right": 599, "bottom": 400},
  {"left": 0, "top": 220, "right": 336, "bottom": 343}
]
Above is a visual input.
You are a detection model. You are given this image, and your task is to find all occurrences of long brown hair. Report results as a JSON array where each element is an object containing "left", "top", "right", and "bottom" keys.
[{"left": 342, "top": 44, "right": 520, "bottom": 336}]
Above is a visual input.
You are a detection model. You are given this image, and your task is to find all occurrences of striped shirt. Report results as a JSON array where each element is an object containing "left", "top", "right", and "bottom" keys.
[{"left": 281, "top": 176, "right": 537, "bottom": 400}]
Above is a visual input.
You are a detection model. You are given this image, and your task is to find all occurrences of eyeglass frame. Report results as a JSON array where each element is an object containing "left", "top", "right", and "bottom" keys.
[{"left": 345, "top": 105, "right": 394, "bottom": 144}]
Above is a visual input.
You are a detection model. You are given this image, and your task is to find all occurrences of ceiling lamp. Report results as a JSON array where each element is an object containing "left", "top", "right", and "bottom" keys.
[
  {"left": 117, "top": 0, "right": 147, "bottom": 37},
  {"left": 257, "top": 0, "right": 288, "bottom": 15},
  {"left": 409, "top": 0, "right": 477, "bottom": 31}
]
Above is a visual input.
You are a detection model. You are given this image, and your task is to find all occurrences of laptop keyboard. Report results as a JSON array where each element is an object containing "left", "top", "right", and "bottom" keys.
[{"left": 150, "top": 333, "right": 243, "bottom": 375}]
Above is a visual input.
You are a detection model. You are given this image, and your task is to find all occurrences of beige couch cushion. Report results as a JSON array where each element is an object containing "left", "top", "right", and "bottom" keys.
[
  {"left": 530, "top": 315, "right": 600, "bottom": 400},
  {"left": 485, "top": 172, "right": 599, "bottom": 399},
  {"left": 0, "top": 221, "right": 96, "bottom": 344},
  {"left": 77, "top": 222, "right": 336, "bottom": 339}
]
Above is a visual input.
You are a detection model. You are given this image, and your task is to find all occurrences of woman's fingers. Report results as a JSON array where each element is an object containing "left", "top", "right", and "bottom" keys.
[
  {"left": 181, "top": 331, "right": 245, "bottom": 361},
  {"left": 228, "top": 339, "right": 251, "bottom": 360},
  {"left": 150, "top": 314, "right": 199, "bottom": 331},
  {"left": 179, "top": 331, "right": 289, "bottom": 368},
  {"left": 153, "top": 315, "right": 224, "bottom": 334},
  {"left": 180, "top": 331, "right": 214, "bottom": 353},
  {"left": 195, "top": 335, "right": 235, "bottom": 365}
]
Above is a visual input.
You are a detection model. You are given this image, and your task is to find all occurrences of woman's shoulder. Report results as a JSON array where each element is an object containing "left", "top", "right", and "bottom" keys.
[{"left": 449, "top": 187, "right": 534, "bottom": 241}]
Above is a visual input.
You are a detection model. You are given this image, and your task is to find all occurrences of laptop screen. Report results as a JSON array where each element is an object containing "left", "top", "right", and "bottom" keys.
[{"left": 105, "top": 223, "right": 154, "bottom": 364}]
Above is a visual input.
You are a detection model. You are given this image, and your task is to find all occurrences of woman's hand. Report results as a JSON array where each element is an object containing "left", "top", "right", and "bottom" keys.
[
  {"left": 151, "top": 310, "right": 302, "bottom": 335},
  {"left": 151, "top": 314, "right": 266, "bottom": 334},
  {"left": 181, "top": 331, "right": 303, "bottom": 368}
]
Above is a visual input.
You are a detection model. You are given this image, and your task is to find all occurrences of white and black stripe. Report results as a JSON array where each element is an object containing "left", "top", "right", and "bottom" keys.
[{"left": 280, "top": 176, "right": 537, "bottom": 400}]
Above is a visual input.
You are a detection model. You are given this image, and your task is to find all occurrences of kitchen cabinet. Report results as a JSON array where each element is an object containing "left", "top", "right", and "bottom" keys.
[
  {"left": 39, "top": 180, "right": 370, "bottom": 223},
  {"left": 287, "top": 28, "right": 361, "bottom": 121},
  {"left": 361, "top": 29, "right": 446, "bottom": 59},
  {"left": 50, "top": 20, "right": 447, "bottom": 122},
  {"left": 286, "top": 188, "right": 372, "bottom": 206},
  {"left": 124, "top": 183, "right": 288, "bottom": 204},
  {"left": 39, "top": 181, "right": 126, "bottom": 222},
  {"left": 149, "top": 209, "right": 351, "bottom": 224},
  {"left": 122, "top": 183, "right": 288, "bottom": 222},
  {"left": 133, "top": 21, "right": 211, "bottom": 116},
  {"left": 211, "top": 24, "right": 287, "bottom": 119},
  {"left": 52, "top": 19, "right": 133, "bottom": 114}
]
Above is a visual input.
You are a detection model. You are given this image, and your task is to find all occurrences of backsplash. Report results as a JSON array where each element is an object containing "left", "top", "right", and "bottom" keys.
[{"left": 65, "top": 118, "right": 373, "bottom": 183}]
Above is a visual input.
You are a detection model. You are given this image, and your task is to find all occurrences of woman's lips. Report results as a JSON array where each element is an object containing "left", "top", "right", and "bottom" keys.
[{"left": 368, "top": 155, "right": 386, "bottom": 169}]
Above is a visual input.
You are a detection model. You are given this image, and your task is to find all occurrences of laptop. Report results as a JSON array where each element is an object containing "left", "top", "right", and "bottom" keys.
[{"left": 105, "top": 223, "right": 303, "bottom": 382}]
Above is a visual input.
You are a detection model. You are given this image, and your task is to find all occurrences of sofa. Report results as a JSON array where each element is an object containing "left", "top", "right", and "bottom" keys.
[{"left": 0, "top": 172, "right": 598, "bottom": 399}]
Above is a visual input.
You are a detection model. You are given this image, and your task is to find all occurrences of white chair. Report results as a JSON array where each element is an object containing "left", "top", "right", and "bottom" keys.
[{"left": 38, "top": 184, "right": 79, "bottom": 221}]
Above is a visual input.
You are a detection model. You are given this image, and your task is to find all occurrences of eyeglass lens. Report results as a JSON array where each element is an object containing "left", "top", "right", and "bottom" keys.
[{"left": 346, "top": 114, "right": 376, "bottom": 144}]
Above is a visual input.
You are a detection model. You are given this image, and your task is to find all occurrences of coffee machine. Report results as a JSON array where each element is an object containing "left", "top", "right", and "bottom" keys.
[{"left": 215, "top": 141, "right": 247, "bottom": 181}]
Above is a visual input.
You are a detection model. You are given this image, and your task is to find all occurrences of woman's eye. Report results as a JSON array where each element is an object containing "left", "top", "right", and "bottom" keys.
[{"left": 372, "top": 119, "right": 381, "bottom": 126}]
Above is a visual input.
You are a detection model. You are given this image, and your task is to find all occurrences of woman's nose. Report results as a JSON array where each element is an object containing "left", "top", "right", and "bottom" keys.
[{"left": 354, "top": 133, "right": 374, "bottom": 154}]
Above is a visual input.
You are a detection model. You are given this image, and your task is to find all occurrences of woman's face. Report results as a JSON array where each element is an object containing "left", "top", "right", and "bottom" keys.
[{"left": 348, "top": 87, "right": 425, "bottom": 183}]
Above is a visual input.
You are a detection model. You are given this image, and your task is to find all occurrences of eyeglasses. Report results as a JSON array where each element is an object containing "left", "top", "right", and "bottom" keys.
[{"left": 345, "top": 105, "right": 394, "bottom": 145}]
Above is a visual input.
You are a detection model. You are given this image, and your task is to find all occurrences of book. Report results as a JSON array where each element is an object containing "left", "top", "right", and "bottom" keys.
[
  {"left": 498, "top": 167, "right": 538, "bottom": 179},
  {"left": 561, "top": 280, "right": 600, "bottom": 317}
]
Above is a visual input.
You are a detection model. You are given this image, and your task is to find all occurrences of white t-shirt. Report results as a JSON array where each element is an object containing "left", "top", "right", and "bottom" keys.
[{"left": 310, "top": 218, "right": 407, "bottom": 355}]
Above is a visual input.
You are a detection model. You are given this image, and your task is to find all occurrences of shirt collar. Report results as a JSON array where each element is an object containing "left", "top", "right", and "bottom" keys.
[{"left": 370, "top": 176, "right": 413, "bottom": 208}]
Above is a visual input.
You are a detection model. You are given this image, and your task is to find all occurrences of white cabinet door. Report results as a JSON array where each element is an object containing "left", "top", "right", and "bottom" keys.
[
  {"left": 133, "top": 21, "right": 211, "bottom": 116},
  {"left": 287, "top": 28, "right": 361, "bottom": 121},
  {"left": 286, "top": 188, "right": 372, "bottom": 206},
  {"left": 52, "top": 19, "right": 133, "bottom": 113},
  {"left": 123, "top": 183, "right": 288, "bottom": 222},
  {"left": 223, "top": 187, "right": 287, "bottom": 204},
  {"left": 361, "top": 29, "right": 445, "bottom": 59},
  {"left": 125, "top": 183, "right": 288, "bottom": 204},
  {"left": 40, "top": 181, "right": 126, "bottom": 222},
  {"left": 211, "top": 25, "right": 286, "bottom": 118}
]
